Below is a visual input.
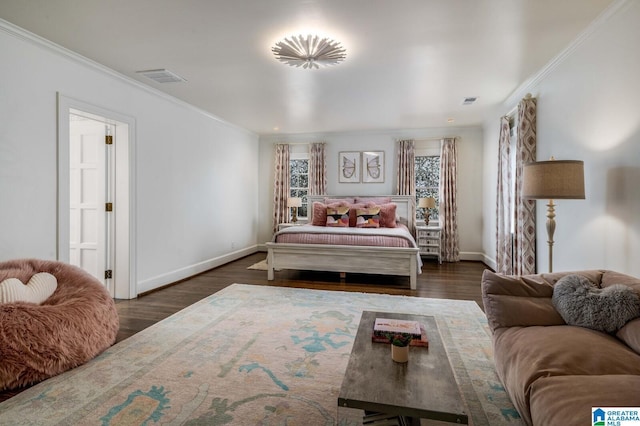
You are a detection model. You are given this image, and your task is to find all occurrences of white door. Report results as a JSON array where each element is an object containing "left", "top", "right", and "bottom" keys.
[{"left": 69, "top": 114, "right": 115, "bottom": 295}]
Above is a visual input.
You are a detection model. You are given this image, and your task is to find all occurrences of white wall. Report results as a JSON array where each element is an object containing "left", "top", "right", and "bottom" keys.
[
  {"left": 0, "top": 22, "right": 259, "bottom": 294},
  {"left": 482, "top": 0, "right": 640, "bottom": 276},
  {"left": 258, "top": 126, "right": 485, "bottom": 259}
]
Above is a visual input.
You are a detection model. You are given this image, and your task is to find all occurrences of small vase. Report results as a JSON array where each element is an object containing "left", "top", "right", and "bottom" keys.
[{"left": 391, "top": 344, "right": 409, "bottom": 363}]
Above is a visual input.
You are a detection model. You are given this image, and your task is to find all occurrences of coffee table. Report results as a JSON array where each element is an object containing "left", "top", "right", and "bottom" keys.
[{"left": 338, "top": 311, "right": 468, "bottom": 424}]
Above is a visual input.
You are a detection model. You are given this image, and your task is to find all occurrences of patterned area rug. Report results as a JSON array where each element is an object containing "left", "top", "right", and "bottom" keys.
[{"left": 0, "top": 284, "right": 523, "bottom": 425}]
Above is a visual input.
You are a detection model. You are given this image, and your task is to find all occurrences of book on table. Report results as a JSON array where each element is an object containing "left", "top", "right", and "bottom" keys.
[{"left": 372, "top": 318, "right": 429, "bottom": 348}]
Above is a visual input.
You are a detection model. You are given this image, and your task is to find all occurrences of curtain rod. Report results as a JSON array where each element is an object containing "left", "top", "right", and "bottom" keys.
[{"left": 412, "top": 137, "right": 457, "bottom": 142}]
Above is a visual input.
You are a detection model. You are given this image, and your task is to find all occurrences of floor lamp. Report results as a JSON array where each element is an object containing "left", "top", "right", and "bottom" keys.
[{"left": 522, "top": 159, "right": 585, "bottom": 272}]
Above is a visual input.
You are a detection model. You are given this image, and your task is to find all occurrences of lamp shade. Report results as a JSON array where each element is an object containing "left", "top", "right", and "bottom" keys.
[
  {"left": 522, "top": 160, "right": 585, "bottom": 200},
  {"left": 287, "top": 197, "right": 302, "bottom": 208},
  {"left": 418, "top": 197, "right": 437, "bottom": 209}
]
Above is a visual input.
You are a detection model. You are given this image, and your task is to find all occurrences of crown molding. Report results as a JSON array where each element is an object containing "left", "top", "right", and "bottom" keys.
[
  {"left": 503, "top": 0, "right": 631, "bottom": 108},
  {"left": 0, "top": 18, "right": 256, "bottom": 138}
]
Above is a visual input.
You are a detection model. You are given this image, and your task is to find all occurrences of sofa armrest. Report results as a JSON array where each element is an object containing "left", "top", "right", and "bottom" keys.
[{"left": 481, "top": 269, "right": 606, "bottom": 333}]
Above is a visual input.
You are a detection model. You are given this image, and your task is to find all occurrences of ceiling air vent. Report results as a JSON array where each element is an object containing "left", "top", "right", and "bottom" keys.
[
  {"left": 462, "top": 97, "right": 478, "bottom": 105},
  {"left": 136, "top": 69, "right": 186, "bottom": 83}
]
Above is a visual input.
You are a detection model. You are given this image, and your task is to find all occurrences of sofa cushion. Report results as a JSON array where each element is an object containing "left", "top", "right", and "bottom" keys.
[
  {"left": 481, "top": 270, "right": 567, "bottom": 332},
  {"left": 530, "top": 375, "right": 640, "bottom": 426},
  {"left": 493, "top": 325, "right": 640, "bottom": 425},
  {"left": 617, "top": 317, "right": 640, "bottom": 354}
]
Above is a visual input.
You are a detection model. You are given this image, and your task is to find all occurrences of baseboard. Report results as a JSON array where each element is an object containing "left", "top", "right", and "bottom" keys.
[{"left": 137, "top": 245, "right": 259, "bottom": 295}]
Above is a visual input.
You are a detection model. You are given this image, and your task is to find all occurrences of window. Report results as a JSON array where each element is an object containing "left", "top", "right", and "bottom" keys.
[
  {"left": 415, "top": 155, "right": 440, "bottom": 221},
  {"left": 290, "top": 157, "right": 309, "bottom": 218}
]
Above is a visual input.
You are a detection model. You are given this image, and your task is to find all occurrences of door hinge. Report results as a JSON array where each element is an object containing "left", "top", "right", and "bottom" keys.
[
  {"left": 105, "top": 270, "right": 113, "bottom": 279},
  {"left": 106, "top": 202, "right": 113, "bottom": 212},
  {"left": 105, "top": 135, "right": 113, "bottom": 145}
]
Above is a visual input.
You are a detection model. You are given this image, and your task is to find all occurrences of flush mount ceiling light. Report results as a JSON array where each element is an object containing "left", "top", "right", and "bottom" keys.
[{"left": 272, "top": 34, "right": 346, "bottom": 69}]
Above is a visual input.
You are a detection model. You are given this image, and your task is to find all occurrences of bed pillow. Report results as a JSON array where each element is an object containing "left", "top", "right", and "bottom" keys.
[
  {"left": 355, "top": 206, "right": 381, "bottom": 228},
  {"left": 355, "top": 197, "right": 391, "bottom": 205},
  {"left": 312, "top": 202, "right": 327, "bottom": 226},
  {"left": 348, "top": 203, "right": 365, "bottom": 227},
  {"left": 326, "top": 205, "right": 350, "bottom": 227},
  {"left": 378, "top": 203, "right": 397, "bottom": 228},
  {"left": 324, "top": 197, "right": 355, "bottom": 205}
]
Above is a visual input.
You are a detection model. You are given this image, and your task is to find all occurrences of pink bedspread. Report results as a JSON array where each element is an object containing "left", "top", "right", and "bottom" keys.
[{"left": 273, "top": 224, "right": 417, "bottom": 248}]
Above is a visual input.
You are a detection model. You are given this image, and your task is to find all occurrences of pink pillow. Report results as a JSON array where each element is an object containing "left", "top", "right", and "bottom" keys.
[
  {"left": 378, "top": 203, "right": 397, "bottom": 228},
  {"left": 348, "top": 203, "right": 365, "bottom": 227},
  {"left": 312, "top": 202, "right": 327, "bottom": 226},
  {"left": 355, "top": 197, "right": 391, "bottom": 205},
  {"left": 324, "top": 197, "right": 355, "bottom": 205}
]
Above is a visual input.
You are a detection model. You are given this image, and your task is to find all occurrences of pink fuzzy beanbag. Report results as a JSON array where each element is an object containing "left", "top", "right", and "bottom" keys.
[{"left": 0, "top": 259, "right": 119, "bottom": 391}]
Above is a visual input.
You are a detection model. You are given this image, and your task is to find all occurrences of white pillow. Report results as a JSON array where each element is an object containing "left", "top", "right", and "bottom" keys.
[{"left": 0, "top": 272, "right": 58, "bottom": 304}]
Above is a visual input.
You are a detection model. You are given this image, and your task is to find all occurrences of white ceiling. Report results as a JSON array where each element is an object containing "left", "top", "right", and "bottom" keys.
[{"left": 0, "top": 0, "right": 614, "bottom": 135}]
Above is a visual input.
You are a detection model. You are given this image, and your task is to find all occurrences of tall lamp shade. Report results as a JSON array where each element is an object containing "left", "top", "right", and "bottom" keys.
[{"left": 522, "top": 159, "right": 585, "bottom": 272}]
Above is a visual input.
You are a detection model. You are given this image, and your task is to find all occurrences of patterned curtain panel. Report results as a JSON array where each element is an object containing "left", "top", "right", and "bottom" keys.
[
  {"left": 439, "top": 138, "right": 460, "bottom": 262},
  {"left": 396, "top": 139, "right": 415, "bottom": 195},
  {"left": 496, "top": 117, "right": 513, "bottom": 274},
  {"left": 309, "top": 142, "right": 327, "bottom": 196},
  {"left": 514, "top": 96, "right": 537, "bottom": 275},
  {"left": 272, "top": 144, "right": 290, "bottom": 234}
]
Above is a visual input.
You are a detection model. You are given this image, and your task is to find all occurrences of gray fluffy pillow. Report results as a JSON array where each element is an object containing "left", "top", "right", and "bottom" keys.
[{"left": 552, "top": 274, "right": 640, "bottom": 333}]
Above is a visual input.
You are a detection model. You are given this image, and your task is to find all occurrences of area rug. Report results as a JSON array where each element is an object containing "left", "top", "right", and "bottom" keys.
[
  {"left": 0, "top": 284, "right": 523, "bottom": 425},
  {"left": 247, "top": 259, "right": 268, "bottom": 270}
]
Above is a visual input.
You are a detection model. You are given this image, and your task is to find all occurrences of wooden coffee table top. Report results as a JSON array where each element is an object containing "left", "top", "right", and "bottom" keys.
[{"left": 338, "top": 311, "right": 468, "bottom": 424}]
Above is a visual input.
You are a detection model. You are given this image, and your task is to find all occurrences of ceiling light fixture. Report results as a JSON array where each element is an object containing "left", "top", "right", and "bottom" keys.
[{"left": 272, "top": 34, "right": 346, "bottom": 69}]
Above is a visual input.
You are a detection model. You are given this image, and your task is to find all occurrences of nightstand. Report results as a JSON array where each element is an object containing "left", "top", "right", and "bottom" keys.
[{"left": 416, "top": 225, "right": 442, "bottom": 264}]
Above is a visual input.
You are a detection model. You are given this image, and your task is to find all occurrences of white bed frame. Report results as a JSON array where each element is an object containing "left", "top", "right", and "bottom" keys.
[{"left": 265, "top": 195, "right": 419, "bottom": 289}]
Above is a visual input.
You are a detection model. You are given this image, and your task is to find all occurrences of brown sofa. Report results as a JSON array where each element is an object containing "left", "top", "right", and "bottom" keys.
[{"left": 481, "top": 269, "right": 640, "bottom": 426}]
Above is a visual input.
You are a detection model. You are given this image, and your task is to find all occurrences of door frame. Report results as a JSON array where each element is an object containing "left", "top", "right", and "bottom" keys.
[{"left": 57, "top": 93, "right": 137, "bottom": 299}]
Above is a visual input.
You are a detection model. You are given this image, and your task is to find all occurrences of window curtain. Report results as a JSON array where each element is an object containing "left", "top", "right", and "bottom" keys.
[
  {"left": 309, "top": 142, "right": 327, "bottom": 195},
  {"left": 396, "top": 139, "right": 416, "bottom": 234},
  {"left": 496, "top": 117, "right": 513, "bottom": 274},
  {"left": 513, "top": 96, "right": 537, "bottom": 275},
  {"left": 439, "top": 138, "right": 459, "bottom": 262},
  {"left": 272, "top": 144, "right": 290, "bottom": 233},
  {"left": 396, "top": 139, "right": 415, "bottom": 196}
]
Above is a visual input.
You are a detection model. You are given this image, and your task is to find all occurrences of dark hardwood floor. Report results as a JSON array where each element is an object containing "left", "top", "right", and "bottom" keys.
[
  {"left": 114, "top": 252, "right": 491, "bottom": 343},
  {"left": 0, "top": 252, "right": 490, "bottom": 403}
]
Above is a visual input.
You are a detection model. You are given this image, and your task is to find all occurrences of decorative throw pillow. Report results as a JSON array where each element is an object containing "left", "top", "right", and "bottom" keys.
[
  {"left": 552, "top": 274, "right": 640, "bottom": 333},
  {"left": 326, "top": 205, "right": 350, "bottom": 227},
  {"left": 312, "top": 202, "right": 327, "bottom": 226},
  {"left": 356, "top": 206, "right": 381, "bottom": 228},
  {"left": 378, "top": 203, "right": 397, "bottom": 228},
  {"left": 0, "top": 272, "right": 58, "bottom": 304}
]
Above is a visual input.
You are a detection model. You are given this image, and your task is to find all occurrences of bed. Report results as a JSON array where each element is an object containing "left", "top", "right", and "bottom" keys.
[{"left": 265, "top": 195, "right": 421, "bottom": 289}]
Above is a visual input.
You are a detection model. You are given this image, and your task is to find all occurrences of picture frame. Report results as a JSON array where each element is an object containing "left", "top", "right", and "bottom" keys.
[
  {"left": 338, "top": 151, "right": 361, "bottom": 183},
  {"left": 362, "top": 151, "right": 384, "bottom": 183}
]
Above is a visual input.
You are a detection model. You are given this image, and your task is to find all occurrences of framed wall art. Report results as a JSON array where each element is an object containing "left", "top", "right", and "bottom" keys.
[
  {"left": 339, "top": 151, "right": 361, "bottom": 183},
  {"left": 362, "top": 151, "right": 384, "bottom": 183}
]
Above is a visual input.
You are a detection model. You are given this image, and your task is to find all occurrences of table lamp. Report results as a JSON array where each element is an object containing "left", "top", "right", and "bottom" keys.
[
  {"left": 522, "top": 158, "right": 585, "bottom": 272},
  {"left": 287, "top": 197, "right": 302, "bottom": 223},
  {"left": 418, "top": 197, "right": 437, "bottom": 224}
]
